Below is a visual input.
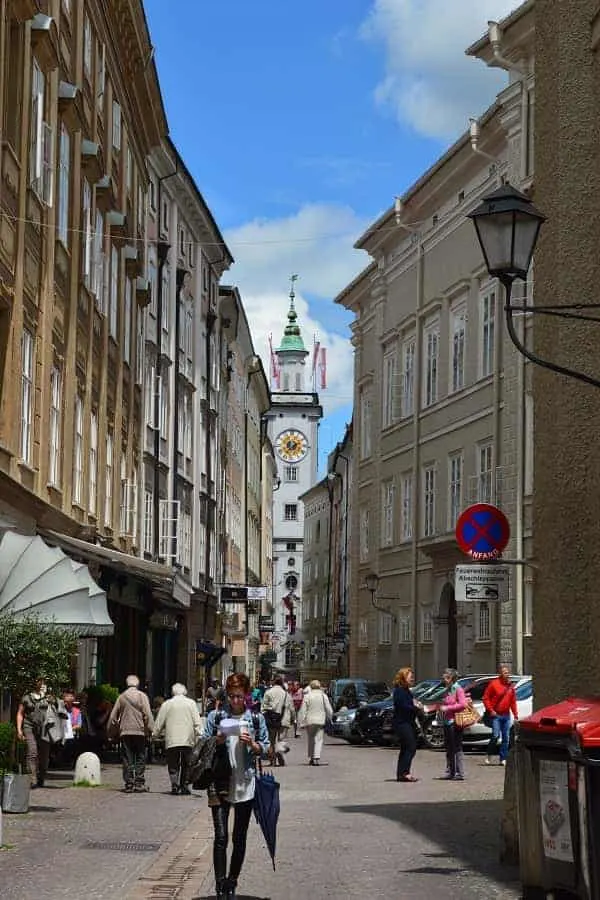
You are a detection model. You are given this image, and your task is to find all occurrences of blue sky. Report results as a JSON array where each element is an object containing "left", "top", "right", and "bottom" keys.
[{"left": 143, "top": 0, "right": 517, "bottom": 471}]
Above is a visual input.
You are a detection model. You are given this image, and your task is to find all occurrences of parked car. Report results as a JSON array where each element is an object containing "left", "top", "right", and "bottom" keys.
[
  {"left": 461, "top": 676, "right": 532, "bottom": 746},
  {"left": 328, "top": 679, "right": 389, "bottom": 713},
  {"left": 349, "top": 680, "right": 441, "bottom": 746}
]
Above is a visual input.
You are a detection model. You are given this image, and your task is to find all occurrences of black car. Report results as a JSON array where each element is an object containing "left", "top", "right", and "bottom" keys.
[{"left": 350, "top": 695, "right": 393, "bottom": 745}]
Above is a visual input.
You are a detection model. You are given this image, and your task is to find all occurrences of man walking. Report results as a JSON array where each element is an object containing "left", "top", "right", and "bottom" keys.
[
  {"left": 261, "top": 676, "right": 288, "bottom": 765},
  {"left": 108, "top": 675, "right": 154, "bottom": 792},
  {"left": 483, "top": 665, "right": 518, "bottom": 767},
  {"left": 153, "top": 683, "right": 202, "bottom": 795}
]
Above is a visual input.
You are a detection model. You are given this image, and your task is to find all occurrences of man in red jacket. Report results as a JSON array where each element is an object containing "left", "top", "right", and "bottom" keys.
[{"left": 482, "top": 665, "right": 518, "bottom": 767}]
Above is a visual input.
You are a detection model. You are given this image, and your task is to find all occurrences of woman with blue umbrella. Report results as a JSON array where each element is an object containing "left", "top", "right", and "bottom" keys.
[{"left": 203, "top": 673, "right": 270, "bottom": 898}]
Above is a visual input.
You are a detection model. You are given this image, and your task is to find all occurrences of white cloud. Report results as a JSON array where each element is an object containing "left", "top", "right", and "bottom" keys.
[
  {"left": 361, "top": 0, "right": 521, "bottom": 140},
  {"left": 224, "top": 204, "right": 369, "bottom": 416}
]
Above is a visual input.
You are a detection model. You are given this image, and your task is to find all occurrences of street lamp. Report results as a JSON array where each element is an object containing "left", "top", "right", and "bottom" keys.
[
  {"left": 468, "top": 183, "right": 600, "bottom": 390},
  {"left": 364, "top": 571, "right": 379, "bottom": 605}
]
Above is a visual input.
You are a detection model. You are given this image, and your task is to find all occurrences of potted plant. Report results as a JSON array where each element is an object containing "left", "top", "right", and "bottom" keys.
[{"left": 0, "top": 721, "right": 29, "bottom": 813}]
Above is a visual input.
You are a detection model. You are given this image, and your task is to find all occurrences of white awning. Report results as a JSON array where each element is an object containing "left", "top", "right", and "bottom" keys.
[{"left": 0, "top": 531, "right": 114, "bottom": 637}]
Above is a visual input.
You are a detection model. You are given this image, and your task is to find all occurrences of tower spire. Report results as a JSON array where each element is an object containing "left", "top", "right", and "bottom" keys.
[{"left": 277, "top": 274, "right": 306, "bottom": 352}]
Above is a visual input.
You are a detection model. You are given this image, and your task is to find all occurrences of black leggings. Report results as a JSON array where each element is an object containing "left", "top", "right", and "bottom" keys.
[{"left": 211, "top": 799, "right": 254, "bottom": 887}]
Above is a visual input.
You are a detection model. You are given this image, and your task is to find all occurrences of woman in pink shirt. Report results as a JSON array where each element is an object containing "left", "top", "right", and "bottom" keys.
[{"left": 439, "top": 669, "right": 467, "bottom": 780}]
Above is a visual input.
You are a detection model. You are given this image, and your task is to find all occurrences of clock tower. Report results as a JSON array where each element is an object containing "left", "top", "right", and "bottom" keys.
[{"left": 265, "top": 279, "right": 323, "bottom": 672}]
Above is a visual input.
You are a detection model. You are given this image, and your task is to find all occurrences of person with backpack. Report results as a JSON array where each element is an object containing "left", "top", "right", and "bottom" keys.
[
  {"left": 483, "top": 665, "right": 518, "bottom": 767},
  {"left": 203, "top": 672, "right": 269, "bottom": 899},
  {"left": 16, "top": 677, "right": 51, "bottom": 788}
]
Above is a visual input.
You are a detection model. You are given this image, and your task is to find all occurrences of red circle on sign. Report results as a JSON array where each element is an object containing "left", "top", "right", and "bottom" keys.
[{"left": 455, "top": 503, "right": 510, "bottom": 559}]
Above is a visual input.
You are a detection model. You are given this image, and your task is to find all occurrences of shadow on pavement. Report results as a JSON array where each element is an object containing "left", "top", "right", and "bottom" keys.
[
  {"left": 335, "top": 799, "right": 519, "bottom": 886},
  {"left": 193, "top": 896, "right": 270, "bottom": 900}
]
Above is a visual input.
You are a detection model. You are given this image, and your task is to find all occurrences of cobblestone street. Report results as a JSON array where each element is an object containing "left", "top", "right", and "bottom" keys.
[{"left": 0, "top": 738, "right": 522, "bottom": 899}]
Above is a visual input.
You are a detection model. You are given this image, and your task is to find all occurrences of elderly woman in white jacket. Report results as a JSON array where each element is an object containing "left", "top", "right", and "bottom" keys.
[
  {"left": 298, "top": 680, "right": 333, "bottom": 766},
  {"left": 153, "top": 683, "right": 202, "bottom": 795}
]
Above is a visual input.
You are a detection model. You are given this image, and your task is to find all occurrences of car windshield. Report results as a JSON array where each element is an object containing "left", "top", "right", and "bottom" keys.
[
  {"left": 361, "top": 682, "right": 389, "bottom": 700},
  {"left": 515, "top": 680, "right": 533, "bottom": 701},
  {"left": 412, "top": 680, "right": 441, "bottom": 698}
]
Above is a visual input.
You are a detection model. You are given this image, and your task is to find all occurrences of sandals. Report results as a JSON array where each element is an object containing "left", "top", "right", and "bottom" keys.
[{"left": 398, "top": 774, "right": 419, "bottom": 782}]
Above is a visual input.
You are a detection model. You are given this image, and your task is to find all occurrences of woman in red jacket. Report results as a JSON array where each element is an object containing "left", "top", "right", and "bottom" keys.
[{"left": 482, "top": 665, "right": 518, "bottom": 766}]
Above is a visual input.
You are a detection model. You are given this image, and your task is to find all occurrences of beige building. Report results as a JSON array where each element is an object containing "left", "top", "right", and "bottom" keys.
[
  {"left": 300, "top": 477, "right": 332, "bottom": 679},
  {"left": 337, "top": 4, "right": 536, "bottom": 682}
]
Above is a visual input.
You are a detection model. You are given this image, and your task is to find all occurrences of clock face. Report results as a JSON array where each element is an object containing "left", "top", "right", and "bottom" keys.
[{"left": 276, "top": 429, "right": 308, "bottom": 462}]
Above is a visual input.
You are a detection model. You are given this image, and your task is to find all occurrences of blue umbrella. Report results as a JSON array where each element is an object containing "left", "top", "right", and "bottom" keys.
[{"left": 253, "top": 765, "right": 280, "bottom": 870}]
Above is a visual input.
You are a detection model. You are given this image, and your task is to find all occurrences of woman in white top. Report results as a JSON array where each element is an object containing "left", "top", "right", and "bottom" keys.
[{"left": 298, "top": 680, "right": 333, "bottom": 766}]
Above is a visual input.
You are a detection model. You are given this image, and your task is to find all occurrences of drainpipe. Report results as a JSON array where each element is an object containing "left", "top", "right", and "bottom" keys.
[
  {"left": 487, "top": 22, "right": 528, "bottom": 76},
  {"left": 410, "top": 238, "right": 424, "bottom": 672}
]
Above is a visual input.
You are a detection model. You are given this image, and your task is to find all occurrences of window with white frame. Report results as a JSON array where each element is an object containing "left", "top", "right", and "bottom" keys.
[
  {"left": 423, "top": 465, "right": 436, "bottom": 538},
  {"left": 82, "top": 178, "right": 92, "bottom": 285},
  {"left": 420, "top": 606, "right": 433, "bottom": 643},
  {"left": 477, "top": 602, "right": 491, "bottom": 641},
  {"left": 83, "top": 14, "right": 92, "bottom": 78},
  {"left": 480, "top": 286, "right": 496, "bottom": 377},
  {"left": 423, "top": 321, "right": 439, "bottom": 407},
  {"left": 359, "top": 506, "right": 370, "bottom": 561},
  {"left": 379, "top": 611, "right": 393, "bottom": 645},
  {"left": 359, "top": 385, "right": 372, "bottom": 459},
  {"left": 72, "top": 395, "right": 83, "bottom": 505},
  {"left": 20, "top": 330, "right": 34, "bottom": 463},
  {"left": 402, "top": 337, "right": 415, "bottom": 417},
  {"left": 109, "top": 244, "right": 118, "bottom": 338},
  {"left": 162, "top": 266, "right": 170, "bottom": 336},
  {"left": 148, "top": 259, "right": 157, "bottom": 317},
  {"left": 448, "top": 452, "right": 463, "bottom": 529},
  {"left": 89, "top": 411, "right": 97, "bottom": 515},
  {"left": 92, "top": 210, "right": 105, "bottom": 307},
  {"left": 284, "top": 504, "right": 298, "bottom": 521},
  {"left": 57, "top": 123, "right": 70, "bottom": 245},
  {"left": 381, "top": 480, "right": 394, "bottom": 547},
  {"left": 477, "top": 443, "right": 494, "bottom": 503},
  {"left": 398, "top": 610, "right": 411, "bottom": 644},
  {"left": 126, "top": 145, "right": 133, "bottom": 194},
  {"left": 48, "top": 366, "right": 61, "bottom": 486},
  {"left": 112, "top": 101, "right": 121, "bottom": 150},
  {"left": 358, "top": 617, "right": 368, "bottom": 648},
  {"left": 105, "top": 431, "right": 113, "bottom": 527},
  {"left": 123, "top": 277, "right": 131, "bottom": 364},
  {"left": 30, "top": 59, "right": 52, "bottom": 205},
  {"left": 284, "top": 466, "right": 298, "bottom": 482},
  {"left": 143, "top": 489, "right": 153, "bottom": 555},
  {"left": 382, "top": 349, "right": 397, "bottom": 429},
  {"left": 96, "top": 42, "right": 105, "bottom": 106},
  {"left": 180, "top": 509, "right": 192, "bottom": 569},
  {"left": 400, "top": 473, "right": 413, "bottom": 542},
  {"left": 450, "top": 302, "right": 466, "bottom": 392},
  {"left": 136, "top": 312, "right": 144, "bottom": 385}
]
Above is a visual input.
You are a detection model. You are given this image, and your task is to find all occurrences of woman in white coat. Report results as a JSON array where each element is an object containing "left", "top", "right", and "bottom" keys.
[{"left": 298, "top": 680, "right": 333, "bottom": 766}]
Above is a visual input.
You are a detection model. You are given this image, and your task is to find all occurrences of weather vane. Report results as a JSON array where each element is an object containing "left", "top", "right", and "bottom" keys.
[{"left": 289, "top": 273, "right": 299, "bottom": 306}]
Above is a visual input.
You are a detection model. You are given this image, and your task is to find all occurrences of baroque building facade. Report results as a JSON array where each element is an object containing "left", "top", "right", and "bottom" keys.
[{"left": 337, "top": 3, "right": 535, "bottom": 682}]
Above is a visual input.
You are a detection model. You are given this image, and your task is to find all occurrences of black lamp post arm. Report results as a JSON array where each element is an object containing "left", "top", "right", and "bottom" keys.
[{"left": 503, "top": 279, "right": 600, "bottom": 390}]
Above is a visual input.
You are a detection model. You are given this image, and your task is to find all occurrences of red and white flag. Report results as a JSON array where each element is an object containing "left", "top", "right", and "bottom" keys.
[
  {"left": 268, "top": 334, "right": 280, "bottom": 388},
  {"left": 319, "top": 347, "right": 327, "bottom": 389}
]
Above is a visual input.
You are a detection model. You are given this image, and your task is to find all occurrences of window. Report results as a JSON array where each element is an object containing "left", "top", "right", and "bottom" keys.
[
  {"left": 92, "top": 210, "right": 104, "bottom": 306},
  {"left": 480, "top": 286, "right": 496, "bottom": 377},
  {"left": 402, "top": 338, "right": 415, "bottom": 417},
  {"left": 126, "top": 146, "right": 133, "bottom": 193},
  {"left": 448, "top": 453, "right": 463, "bottom": 529},
  {"left": 400, "top": 474, "right": 412, "bottom": 542},
  {"left": 149, "top": 178, "right": 156, "bottom": 211},
  {"left": 524, "top": 393, "right": 534, "bottom": 496},
  {"left": 57, "top": 123, "right": 70, "bottom": 245},
  {"left": 148, "top": 258, "right": 157, "bottom": 316},
  {"left": 450, "top": 303, "right": 466, "bottom": 392},
  {"left": 30, "top": 59, "right": 52, "bottom": 205},
  {"left": 159, "top": 372, "right": 168, "bottom": 438},
  {"left": 382, "top": 350, "right": 397, "bottom": 428},
  {"left": 162, "top": 199, "right": 169, "bottom": 234},
  {"left": 379, "top": 612, "right": 393, "bottom": 645},
  {"left": 123, "top": 277, "right": 132, "bottom": 364},
  {"left": 284, "top": 504, "right": 298, "bottom": 521},
  {"left": 82, "top": 178, "right": 92, "bottom": 284},
  {"left": 286, "top": 542, "right": 297, "bottom": 552},
  {"left": 381, "top": 480, "right": 394, "bottom": 547},
  {"left": 285, "top": 574, "right": 298, "bottom": 591},
  {"left": 477, "top": 443, "right": 494, "bottom": 503},
  {"left": 179, "top": 227, "right": 185, "bottom": 257},
  {"left": 399, "top": 610, "right": 411, "bottom": 644},
  {"left": 284, "top": 466, "right": 298, "bottom": 482},
  {"left": 48, "top": 367, "right": 61, "bottom": 486},
  {"left": 421, "top": 607, "right": 433, "bottom": 643},
  {"left": 105, "top": 431, "right": 113, "bottom": 526},
  {"left": 83, "top": 15, "right": 92, "bottom": 78},
  {"left": 136, "top": 311, "right": 144, "bottom": 385},
  {"left": 477, "top": 602, "right": 491, "bottom": 641},
  {"left": 143, "top": 490, "right": 153, "bottom": 555},
  {"left": 20, "top": 330, "right": 34, "bottom": 463},
  {"left": 423, "top": 322, "right": 439, "bottom": 407},
  {"left": 109, "top": 244, "right": 118, "bottom": 338},
  {"left": 423, "top": 465, "right": 436, "bottom": 537},
  {"left": 112, "top": 101, "right": 121, "bottom": 150},
  {"left": 89, "top": 411, "right": 97, "bottom": 515},
  {"left": 72, "top": 395, "right": 83, "bottom": 505},
  {"left": 359, "top": 507, "right": 370, "bottom": 561},
  {"left": 96, "top": 42, "right": 105, "bottom": 104},
  {"left": 358, "top": 617, "right": 368, "bottom": 648},
  {"left": 359, "top": 386, "right": 372, "bottom": 459}
]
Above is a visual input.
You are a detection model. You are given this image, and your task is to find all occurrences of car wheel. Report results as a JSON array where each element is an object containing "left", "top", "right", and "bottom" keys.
[
  {"left": 421, "top": 717, "right": 445, "bottom": 750},
  {"left": 347, "top": 730, "right": 364, "bottom": 745}
]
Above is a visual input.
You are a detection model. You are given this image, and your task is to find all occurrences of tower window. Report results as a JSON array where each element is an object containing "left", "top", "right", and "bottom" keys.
[
  {"left": 295, "top": 373, "right": 302, "bottom": 390},
  {"left": 288, "top": 557, "right": 295, "bottom": 566},
  {"left": 284, "top": 504, "right": 298, "bottom": 521},
  {"left": 283, "top": 374, "right": 290, "bottom": 391},
  {"left": 284, "top": 466, "right": 298, "bottom": 482},
  {"left": 286, "top": 542, "right": 296, "bottom": 551}
]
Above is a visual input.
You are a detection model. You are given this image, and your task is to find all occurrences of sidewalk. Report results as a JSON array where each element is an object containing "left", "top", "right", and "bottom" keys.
[{"left": 0, "top": 763, "right": 213, "bottom": 900}]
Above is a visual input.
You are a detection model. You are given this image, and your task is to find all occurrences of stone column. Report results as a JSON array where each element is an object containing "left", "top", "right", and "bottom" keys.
[{"left": 533, "top": 0, "right": 600, "bottom": 706}]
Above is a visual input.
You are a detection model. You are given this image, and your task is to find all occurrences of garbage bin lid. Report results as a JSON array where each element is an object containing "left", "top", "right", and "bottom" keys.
[{"left": 520, "top": 696, "right": 600, "bottom": 745}]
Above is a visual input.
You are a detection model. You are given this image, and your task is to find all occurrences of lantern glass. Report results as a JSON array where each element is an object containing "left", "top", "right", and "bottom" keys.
[{"left": 365, "top": 572, "right": 379, "bottom": 593}]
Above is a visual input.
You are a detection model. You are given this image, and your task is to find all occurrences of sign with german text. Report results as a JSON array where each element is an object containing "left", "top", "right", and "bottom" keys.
[{"left": 455, "top": 565, "right": 509, "bottom": 603}]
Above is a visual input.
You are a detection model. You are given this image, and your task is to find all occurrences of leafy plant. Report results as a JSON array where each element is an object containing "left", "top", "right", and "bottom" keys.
[
  {"left": 0, "top": 721, "right": 15, "bottom": 775},
  {"left": 0, "top": 613, "right": 79, "bottom": 701}
]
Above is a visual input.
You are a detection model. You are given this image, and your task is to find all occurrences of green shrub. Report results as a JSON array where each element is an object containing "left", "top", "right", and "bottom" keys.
[{"left": 0, "top": 721, "right": 16, "bottom": 775}]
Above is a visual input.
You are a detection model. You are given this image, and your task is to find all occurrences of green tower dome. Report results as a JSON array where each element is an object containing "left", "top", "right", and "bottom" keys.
[{"left": 277, "top": 279, "right": 306, "bottom": 352}]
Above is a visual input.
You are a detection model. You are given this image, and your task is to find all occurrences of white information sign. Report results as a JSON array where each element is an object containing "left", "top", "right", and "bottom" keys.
[
  {"left": 455, "top": 564, "right": 510, "bottom": 603},
  {"left": 247, "top": 586, "right": 268, "bottom": 601},
  {"left": 539, "top": 759, "right": 574, "bottom": 862}
]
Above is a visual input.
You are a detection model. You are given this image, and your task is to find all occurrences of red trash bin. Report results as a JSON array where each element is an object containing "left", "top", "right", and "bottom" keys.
[{"left": 517, "top": 697, "right": 600, "bottom": 900}]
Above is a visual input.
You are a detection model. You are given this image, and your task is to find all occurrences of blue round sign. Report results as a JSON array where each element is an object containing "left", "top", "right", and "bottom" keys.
[{"left": 455, "top": 503, "right": 510, "bottom": 560}]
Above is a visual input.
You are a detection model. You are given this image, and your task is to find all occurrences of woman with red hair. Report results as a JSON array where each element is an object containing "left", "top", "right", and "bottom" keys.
[
  {"left": 392, "top": 667, "right": 420, "bottom": 782},
  {"left": 203, "top": 672, "right": 269, "bottom": 898}
]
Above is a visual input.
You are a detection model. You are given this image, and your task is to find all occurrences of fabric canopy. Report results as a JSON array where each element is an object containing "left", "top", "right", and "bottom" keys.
[{"left": 0, "top": 531, "right": 114, "bottom": 636}]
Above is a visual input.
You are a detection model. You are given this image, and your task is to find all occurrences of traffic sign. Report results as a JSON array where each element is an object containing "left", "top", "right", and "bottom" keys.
[
  {"left": 455, "top": 564, "right": 510, "bottom": 603},
  {"left": 455, "top": 503, "right": 510, "bottom": 560}
]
